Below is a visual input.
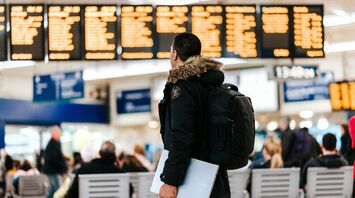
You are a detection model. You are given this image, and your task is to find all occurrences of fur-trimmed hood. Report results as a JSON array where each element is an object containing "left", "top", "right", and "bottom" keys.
[{"left": 167, "top": 56, "right": 223, "bottom": 84}]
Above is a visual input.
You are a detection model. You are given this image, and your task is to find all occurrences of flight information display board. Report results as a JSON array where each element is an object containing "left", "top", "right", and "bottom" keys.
[
  {"left": 224, "top": 5, "right": 258, "bottom": 58},
  {"left": 84, "top": 5, "right": 118, "bottom": 60},
  {"left": 191, "top": 5, "right": 223, "bottom": 58},
  {"left": 121, "top": 5, "right": 154, "bottom": 59},
  {"left": 0, "top": 5, "right": 6, "bottom": 61},
  {"left": 48, "top": 5, "right": 82, "bottom": 60},
  {"left": 260, "top": 5, "right": 291, "bottom": 58},
  {"left": 10, "top": 5, "right": 45, "bottom": 60},
  {"left": 156, "top": 6, "right": 189, "bottom": 59},
  {"left": 293, "top": 5, "right": 324, "bottom": 58},
  {"left": 329, "top": 82, "right": 355, "bottom": 111}
]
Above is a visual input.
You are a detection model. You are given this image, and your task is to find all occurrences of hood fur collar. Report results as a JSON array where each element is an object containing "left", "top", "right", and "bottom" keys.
[{"left": 167, "top": 56, "right": 222, "bottom": 83}]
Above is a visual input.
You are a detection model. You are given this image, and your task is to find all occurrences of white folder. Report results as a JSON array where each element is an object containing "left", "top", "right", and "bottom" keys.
[{"left": 150, "top": 150, "right": 219, "bottom": 198}]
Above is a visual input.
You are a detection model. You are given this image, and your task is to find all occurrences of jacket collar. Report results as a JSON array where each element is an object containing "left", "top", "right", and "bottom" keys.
[{"left": 167, "top": 56, "right": 223, "bottom": 84}]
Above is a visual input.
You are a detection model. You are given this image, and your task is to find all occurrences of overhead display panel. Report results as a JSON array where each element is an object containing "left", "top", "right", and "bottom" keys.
[
  {"left": 84, "top": 5, "right": 118, "bottom": 60},
  {"left": 121, "top": 5, "right": 154, "bottom": 60},
  {"left": 224, "top": 5, "right": 258, "bottom": 58},
  {"left": 191, "top": 5, "right": 223, "bottom": 58},
  {"left": 329, "top": 82, "right": 355, "bottom": 111},
  {"left": 10, "top": 5, "right": 45, "bottom": 60},
  {"left": 48, "top": 5, "right": 82, "bottom": 60},
  {"left": 156, "top": 5, "right": 189, "bottom": 59},
  {"left": 293, "top": 5, "right": 324, "bottom": 58},
  {"left": 260, "top": 5, "right": 291, "bottom": 58},
  {"left": 0, "top": 5, "right": 6, "bottom": 61}
]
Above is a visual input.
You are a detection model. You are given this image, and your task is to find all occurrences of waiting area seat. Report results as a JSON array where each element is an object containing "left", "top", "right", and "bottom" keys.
[
  {"left": 228, "top": 169, "right": 250, "bottom": 198},
  {"left": 306, "top": 166, "right": 354, "bottom": 198},
  {"left": 18, "top": 175, "right": 47, "bottom": 198},
  {"left": 64, "top": 166, "right": 355, "bottom": 198},
  {"left": 79, "top": 173, "right": 130, "bottom": 198},
  {"left": 130, "top": 172, "right": 157, "bottom": 198},
  {"left": 251, "top": 168, "right": 301, "bottom": 198}
]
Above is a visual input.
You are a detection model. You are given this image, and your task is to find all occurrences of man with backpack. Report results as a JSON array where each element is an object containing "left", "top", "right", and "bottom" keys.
[{"left": 159, "top": 33, "right": 255, "bottom": 198}]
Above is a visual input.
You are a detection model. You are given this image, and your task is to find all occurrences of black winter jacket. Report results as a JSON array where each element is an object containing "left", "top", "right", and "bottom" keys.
[
  {"left": 67, "top": 158, "right": 125, "bottom": 198},
  {"left": 300, "top": 155, "right": 348, "bottom": 188},
  {"left": 159, "top": 56, "right": 230, "bottom": 198},
  {"left": 42, "top": 139, "right": 68, "bottom": 175}
]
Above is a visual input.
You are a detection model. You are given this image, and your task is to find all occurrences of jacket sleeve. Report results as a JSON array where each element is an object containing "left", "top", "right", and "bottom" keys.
[{"left": 161, "top": 82, "right": 197, "bottom": 186}]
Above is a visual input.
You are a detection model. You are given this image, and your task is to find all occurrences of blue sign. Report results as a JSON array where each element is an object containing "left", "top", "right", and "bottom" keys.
[
  {"left": 116, "top": 89, "right": 151, "bottom": 114},
  {"left": 284, "top": 72, "right": 334, "bottom": 103},
  {"left": 33, "top": 70, "right": 84, "bottom": 102},
  {"left": 0, "top": 121, "right": 4, "bottom": 149}
]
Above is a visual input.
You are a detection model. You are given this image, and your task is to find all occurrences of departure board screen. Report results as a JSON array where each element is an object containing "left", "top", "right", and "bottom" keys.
[
  {"left": 224, "top": 5, "right": 258, "bottom": 58},
  {"left": 156, "top": 6, "right": 189, "bottom": 59},
  {"left": 121, "top": 5, "right": 154, "bottom": 60},
  {"left": 260, "top": 5, "right": 291, "bottom": 58},
  {"left": 84, "top": 5, "right": 118, "bottom": 60},
  {"left": 10, "top": 5, "right": 44, "bottom": 60},
  {"left": 0, "top": 5, "right": 6, "bottom": 61},
  {"left": 48, "top": 5, "right": 82, "bottom": 60},
  {"left": 329, "top": 82, "right": 355, "bottom": 111},
  {"left": 293, "top": 5, "right": 324, "bottom": 58},
  {"left": 192, "top": 5, "right": 223, "bottom": 58}
]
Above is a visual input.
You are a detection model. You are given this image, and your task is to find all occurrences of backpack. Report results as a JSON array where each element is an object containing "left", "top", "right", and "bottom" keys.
[
  {"left": 206, "top": 83, "right": 255, "bottom": 169},
  {"left": 291, "top": 129, "right": 312, "bottom": 160}
]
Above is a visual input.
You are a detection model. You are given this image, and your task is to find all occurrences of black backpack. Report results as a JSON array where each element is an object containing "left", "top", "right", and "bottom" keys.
[{"left": 206, "top": 84, "right": 255, "bottom": 169}]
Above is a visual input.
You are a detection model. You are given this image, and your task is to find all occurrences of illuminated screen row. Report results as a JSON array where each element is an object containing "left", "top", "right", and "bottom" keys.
[{"left": 0, "top": 4, "right": 324, "bottom": 61}]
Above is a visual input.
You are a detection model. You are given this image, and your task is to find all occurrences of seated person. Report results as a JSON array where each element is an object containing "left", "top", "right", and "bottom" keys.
[
  {"left": 253, "top": 136, "right": 283, "bottom": 169},
  {"left": 13, "top": 160, "right": 40, "bottom": 194},
  {"left": 300, "top": 133, "right": 348, "bottom": 189},
  {"left": 67, "top": 141, "right": 125, "bottom": 198},
  {"left": 122, "top": 155, "right": 149, "bottom": 173}
]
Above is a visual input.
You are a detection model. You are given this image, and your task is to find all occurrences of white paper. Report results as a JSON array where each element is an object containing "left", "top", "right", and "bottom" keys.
[{"left": 150, "top": 150, "right": 219, "bottom": 198}]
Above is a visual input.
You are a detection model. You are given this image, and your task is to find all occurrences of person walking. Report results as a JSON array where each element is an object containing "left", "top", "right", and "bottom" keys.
[
  {"left": 158, "top": 33, "right": 231, "bottom": 198},
  {"left": 42, "top": 126, "right": 68, "bottom": 198}
]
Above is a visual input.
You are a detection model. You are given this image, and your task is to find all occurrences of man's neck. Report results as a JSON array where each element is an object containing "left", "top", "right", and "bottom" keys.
[{"left": 322, "top": 150, "right": 337, "bottom": 156}]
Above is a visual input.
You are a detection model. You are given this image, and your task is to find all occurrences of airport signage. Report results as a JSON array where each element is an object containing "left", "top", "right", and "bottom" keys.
[
  {"left": 329, "top": 81, "right": 355, "bottom": 111},
  {"left": 0, "top": 4, "right": 324, "bottom": 60},
  {"left": 33, "top": 70, "right": 84, "bottom": 102},
  {"left": 283, "top": 72, "right": 333, "bottom": 103},
  {"left": 116, "top": 88, "right": 151, "bottom": 114},
  {"left": 272, "top": 65, "right": 319, "bottom": 80}
]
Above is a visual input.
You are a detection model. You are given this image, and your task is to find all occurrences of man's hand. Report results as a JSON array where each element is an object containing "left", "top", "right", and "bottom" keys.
[{"left": 159, "top": 183, "right": 177, "bottom": 198}]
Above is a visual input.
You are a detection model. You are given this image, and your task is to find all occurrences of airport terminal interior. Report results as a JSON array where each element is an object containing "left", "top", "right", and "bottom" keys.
[{"left": 0, "top": 0, "right": 354, "bottom": 197}]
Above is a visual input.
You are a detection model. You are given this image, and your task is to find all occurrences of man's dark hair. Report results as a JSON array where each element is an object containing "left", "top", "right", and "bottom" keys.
[
  {"left": 322, "top": 133, "right": 337, "bottom": 151},
  {"left": 99, "top": 141, "right": 116, "bottom": 162},
  {"left": 173, "top": 33, "right": 201, "bottom": 62}
]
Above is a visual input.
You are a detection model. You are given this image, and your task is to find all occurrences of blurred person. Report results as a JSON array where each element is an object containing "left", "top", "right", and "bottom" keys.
[
  {"left": 290, "top": 128, "right": 321, "bottom": 167},
  {"left": 5, "top": 155, "right": 16, "bottom": 175},
  {"left": 133, "top": 144, "right": 154, "bottom": 171},
  {"left": 348, "top": 116, "right": 355, "bottom": 196},
  {"left": 122, "top": 155, "right": 149, "bottom": 172},
  {"left": 36, "top": 149, "right": 45, "bottom": 172},
  {"left": 300, "top": 133, "right": 348, "bottom": 189},
  {"left": 276, "top": 117, "right": 295, "bottom": 165},
  {"left": 341, "top": 124, "right": 355, "bottom": 165},
  {"left": 72, "top": 152, "right": 83, "bottom": 173},
  {"left": 43, "top": 126, "right": 68, "bottom": 198},
  {"left": 253, "top": 136, "right": 283, "bottom": 169},
  {"left": 13, "top": 160, "right": 40, "bottom": 194},
  {"left": 67, "top": 141, "right": 125, "bottom": 198},
  {"left": 159, "top": 33, "right": 232, "bottom": 198}
]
